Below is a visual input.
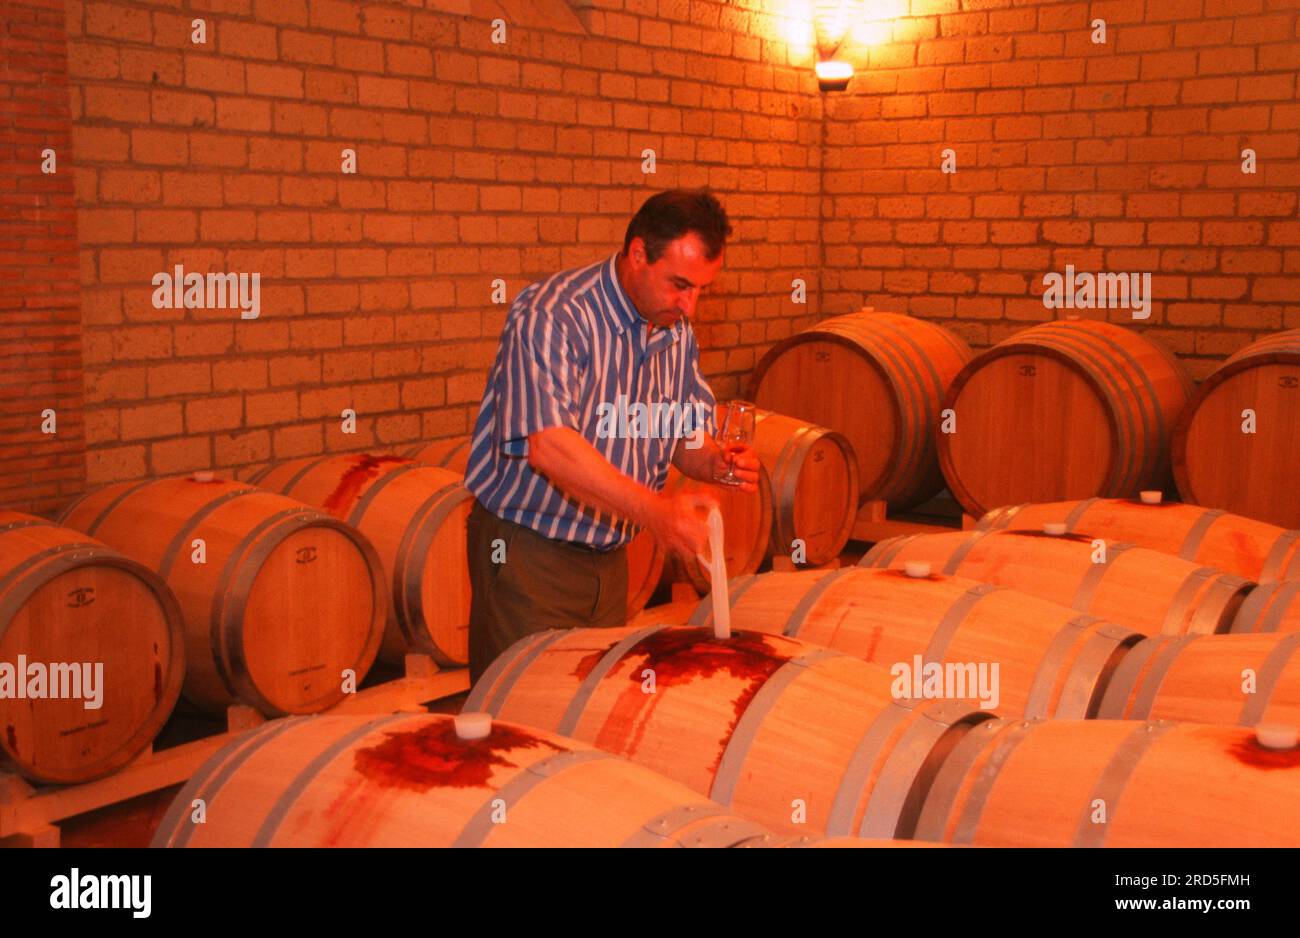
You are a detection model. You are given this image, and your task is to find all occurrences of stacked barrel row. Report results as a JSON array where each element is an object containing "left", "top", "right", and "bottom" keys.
[
  {"left": 581, "top": 493, "right": 1296, "bottom": 846},
  {"left": 747, "top": 308, "right": 1299, "bottom": 845},
  {"left": 694, "top": 523, "right": 1299, "bottom": 728},
  {"left": 22, "top": 477, "right": 1298, "bottom": 845},
  {"left": 753, "top": 311, "right": 1300, "bottom": 529},
  {"left": 150, "top": 709, "right": 940, "bottom": 848},
  {"left": 453, "top": 611, "right": 1300, "bottom": 847},
  {"left": 3, "top": 452, "right": 489, "bottom": 786},
  {"left": 0, "top": 472, "right": 393, "bottom": 785},
  {"left": 576, "top": 498, "right": 1297, "bottom": 845},
  {"left": 154, "top": 582, "right": 1300, "bottom": 848},
  {"left": 864, "top": 497, "right": 1300, "bottom": 635}
]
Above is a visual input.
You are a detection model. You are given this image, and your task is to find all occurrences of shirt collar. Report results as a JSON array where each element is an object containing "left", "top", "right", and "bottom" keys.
[
  {"left": 600, "top": 252, "right": 684, "bottom": 349},
  {"left": 601, "top": 252, "right": 643, "bottom": 334}
]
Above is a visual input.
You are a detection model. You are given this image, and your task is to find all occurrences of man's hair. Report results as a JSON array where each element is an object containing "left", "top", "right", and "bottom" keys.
[{"left": 622, "top": 188, "right": 733, "bottom": 264}]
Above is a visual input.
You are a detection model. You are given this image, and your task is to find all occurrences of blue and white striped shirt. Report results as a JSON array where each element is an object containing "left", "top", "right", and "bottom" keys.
[{"left": 464, "top": 252, "right": 718, "bottom": 550}]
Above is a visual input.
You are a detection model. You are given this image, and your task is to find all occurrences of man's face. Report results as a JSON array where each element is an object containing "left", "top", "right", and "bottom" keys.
[{"left": 622, "top": 233, "right": 724, "bottom": 330}]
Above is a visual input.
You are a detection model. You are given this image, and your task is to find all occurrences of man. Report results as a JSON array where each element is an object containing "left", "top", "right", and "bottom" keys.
[{"left": 462, "top": 188, "right": 760, "bottom": 682}]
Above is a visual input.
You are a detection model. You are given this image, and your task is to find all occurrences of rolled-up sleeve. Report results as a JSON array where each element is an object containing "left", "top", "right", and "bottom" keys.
[{"left": 496, "top": 307, "right": 583, "bottom": 457}]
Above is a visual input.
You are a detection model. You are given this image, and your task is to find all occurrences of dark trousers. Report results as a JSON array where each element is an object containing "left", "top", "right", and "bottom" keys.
[{"left": 467, "top": 500, "right": 629, "bottom": 684}]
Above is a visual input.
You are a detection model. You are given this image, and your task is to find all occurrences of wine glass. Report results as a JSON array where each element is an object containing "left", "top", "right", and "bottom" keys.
[{"left": 715, "top": 400, "right": 755, "bottom": 487}]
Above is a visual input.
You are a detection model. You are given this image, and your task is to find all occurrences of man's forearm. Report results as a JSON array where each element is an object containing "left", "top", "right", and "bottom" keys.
[{"left": 526, "top": 427, "right": 657, "bottom": 525}]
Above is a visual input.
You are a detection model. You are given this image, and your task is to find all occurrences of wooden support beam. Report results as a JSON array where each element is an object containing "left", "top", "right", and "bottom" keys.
[{"left": 850, "top": 500, "right": 971, "bottom": 542}]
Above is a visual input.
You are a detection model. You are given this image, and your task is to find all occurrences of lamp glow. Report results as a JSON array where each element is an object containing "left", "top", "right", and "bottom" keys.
[
  {"left": 813, "top": 0, "right": 860, "bottom": 54},
  {"left": 815, "top": 59, "right": 853, "bottom": 91}
]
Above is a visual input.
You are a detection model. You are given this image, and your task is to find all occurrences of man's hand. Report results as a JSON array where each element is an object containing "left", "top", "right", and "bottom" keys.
[
  {"left": 641, "top": 490, "right": 718, "bottom": 561},
  {"left": 673, "top": 431, "right": 763, "bottom": 493},
  {"left": 711, "top": 442, "right": 761, "bottom": 493},
  {"left": 527, "top": 428, "right": 719, "bottom": 560}
]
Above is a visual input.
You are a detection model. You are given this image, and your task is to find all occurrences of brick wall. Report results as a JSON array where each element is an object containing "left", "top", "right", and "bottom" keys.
[
  {"left": 6, "top": 0, "right": 1298, "bottom": 512},
  {"left": 62, "top": 0, "right": 824, "bottom": 494},
  {"left": 1, "top": 0, "right": 86, "bottom": 515},
  {"left": 821, "top": 0, "right": 1300, "bottom": 378}
]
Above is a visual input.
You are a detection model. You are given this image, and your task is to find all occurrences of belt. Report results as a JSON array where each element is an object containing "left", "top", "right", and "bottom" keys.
[{"left": 557, "top": 536, "right": 623, "bottom": 555}]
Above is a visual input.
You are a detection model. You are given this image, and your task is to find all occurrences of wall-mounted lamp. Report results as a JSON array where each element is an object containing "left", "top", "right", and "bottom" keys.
[
  {"left": 812, "top": 0, "right": 861, "bottom": 92},
  {"left": 814, "top": 60, "right": 853, "bottom": 92}
]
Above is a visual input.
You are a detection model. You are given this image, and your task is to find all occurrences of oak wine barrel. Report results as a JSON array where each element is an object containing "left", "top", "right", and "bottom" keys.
[
  {"left": 0, "top": 511, "right": 185, "bottom": 784},
  {"left": 687, "top": 567, "right": 1141, "bottom": 719},
  {"left": 625, "top": 530, "right": 665, "bottom": 618},
  {"left": 749, "top": 309, "right": 971, "bottom": 511},
  {"left": 1232, "top": 579, "right": 1300, "bottom": 635},
  {"left": 627, "top": 600, "right": 699, "bottom": 630},
  {"left": 250, "top": 453, "right": 471, "bottom": 667},
  {"left": 659, "top": 464, "right": 772, "bottom": 595},
  {"left": 1098, "top": 633, "right": 1300, "bottom": 728},
  {"left": 979, "top": 496, "right": 1300, "bottom": 582},
  {"left": 58, "top": 475, "right": 386, "bottom": 716},
  {"left": 859, "top": 529, "right": 1251, "bottom": 637},
  {"left": 1173, "top": 329, "right": 1300, "bottom": 528},
  {"left": 151, "top": 714, "right": 770, "bottom": 847},
  {"left": 403, "top": 437, "right": 472, "bottom": 474},
  {"left": 726, "top": 404, "right": 857, "bottom": 567},
  {"left": 465, "top": 624, "right": 990, "bottom": 838},
  {"left": 938, "top": 319, "right": 1193, "bottom": 518},
  {"left": 916, "top": 718, "right": 1300, "bottom": 847}
]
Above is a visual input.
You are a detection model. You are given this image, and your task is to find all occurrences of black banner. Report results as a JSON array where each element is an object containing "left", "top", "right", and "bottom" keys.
[{"left": 8, "top": 847, "right": 1289, "bottom": 925}]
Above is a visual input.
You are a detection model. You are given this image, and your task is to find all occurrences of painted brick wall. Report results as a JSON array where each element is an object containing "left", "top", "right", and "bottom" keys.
[
  {"left": 821, "top": 0, "right": 1300, "bottom": 378},
  {"left": 62, "top": 0, "right": 824, "bottom": 493},
  {"left": 0, "top": 0, "right": 86, "bottom": 515}
]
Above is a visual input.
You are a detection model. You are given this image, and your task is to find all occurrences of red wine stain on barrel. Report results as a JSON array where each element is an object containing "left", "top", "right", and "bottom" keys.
[
  {"left": 322, "top": 454, "right": 408, "bottom": 515},
  {"left": 1002, "top": 530, "right": 1097, "bottom": 545},
  {"left": 5, "top": 725, "right": 16, "bottom": 754},
  {"left": 633, "top": 628, "right": 791, "bottom": 687},
  {"left": 352, "top": 719, "right": 565, "bottom": 792},
  {"left": 591, "top": 628, "right": 794, "bottom": 776},
  {"left": 1228, "top": 737, "right": 1300, "bottom": 770},
  {"left": 572, "top": 638, "right": 622, "bottom": 682},
  {"left": 862, "top": 624, "right": 883, "bottom": 662},
  {"left": 315, "top": 720, "right": 568, "bottom": 846}
]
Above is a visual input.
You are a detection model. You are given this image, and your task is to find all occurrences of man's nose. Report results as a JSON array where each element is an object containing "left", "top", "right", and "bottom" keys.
[{"left": 679, "top": 289, "right": 699, "bottom": 317}]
